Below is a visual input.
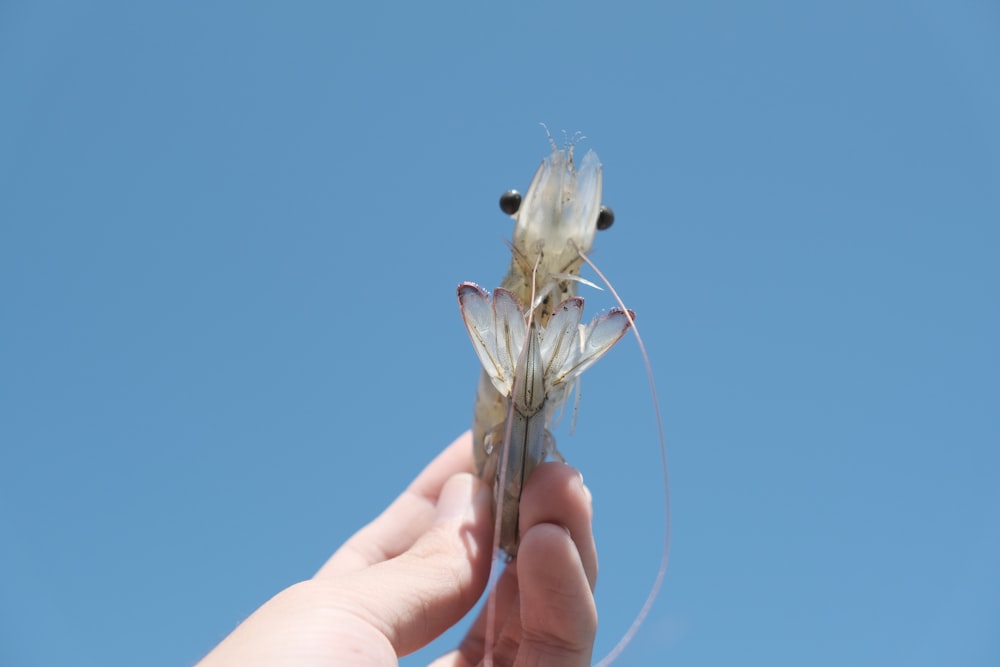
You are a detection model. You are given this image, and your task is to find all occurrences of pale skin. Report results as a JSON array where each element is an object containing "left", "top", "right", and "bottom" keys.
[{"left": 197, "top": 431, "right": 598, "bottom": 667}]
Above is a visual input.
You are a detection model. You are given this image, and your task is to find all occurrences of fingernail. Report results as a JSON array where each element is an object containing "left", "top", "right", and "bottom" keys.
[{"left": 433, "top": 474, "right": 475, "bottom": 525}]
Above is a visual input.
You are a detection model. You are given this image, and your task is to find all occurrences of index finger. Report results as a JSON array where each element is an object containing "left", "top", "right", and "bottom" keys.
[{"left": 316, "top": 431, "right": 476, "bottom": 578}]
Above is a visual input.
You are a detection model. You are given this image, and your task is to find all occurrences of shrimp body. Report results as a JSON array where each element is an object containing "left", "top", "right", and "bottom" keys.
[{"left": 461, "top": 144, "right": 619, "bottom": 556}]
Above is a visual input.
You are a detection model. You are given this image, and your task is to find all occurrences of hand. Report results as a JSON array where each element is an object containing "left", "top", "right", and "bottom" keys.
[{"left": 197, "top": 431, "right": 598, "bottom": 667}]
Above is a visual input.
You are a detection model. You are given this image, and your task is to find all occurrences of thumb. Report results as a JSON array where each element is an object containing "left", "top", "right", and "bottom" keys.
[{"left": 345, "top": 473, "right": 494, "bottom": 656}]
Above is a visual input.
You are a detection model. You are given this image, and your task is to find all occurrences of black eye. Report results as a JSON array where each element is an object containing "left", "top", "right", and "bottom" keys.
[
  {"left": 499, "top": 190, "right": 522, "bottom": 215},
  {"left": 596, "top": 205, "right": 614, "bottom": 230}
]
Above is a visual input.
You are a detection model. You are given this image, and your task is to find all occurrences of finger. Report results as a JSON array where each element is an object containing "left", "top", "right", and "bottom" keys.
[
  {"left": 461, "top": 524, "right": 596, "bottom": 667},
  {"left": 317, "top": 431, "right": 476, "bottom": 577},
  {"left": 330, "top": 472, "right": 495, "bottom": 656},
  {"left": 202, "top": 473, "right": 493, "bottom": 667},
  {"left": 516, "top": 523, "right": 597, "bottom": 667},
  {"left": 518, "top": 462, "right": 598, "bottom": 590},
  {"left": 450, "top": 462, "right": 598, "bottom": 667}
]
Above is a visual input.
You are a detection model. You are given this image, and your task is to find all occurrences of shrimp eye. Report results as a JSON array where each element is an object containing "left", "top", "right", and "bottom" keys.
[
  {"left": 499, "top": 190, "right": 522, "bottom": 215},
  {"left": 596, "top": 205, "right": 615, "bottom": 231}
]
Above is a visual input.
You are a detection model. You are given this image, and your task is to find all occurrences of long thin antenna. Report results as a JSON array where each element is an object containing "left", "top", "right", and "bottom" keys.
[{"left": 578, "top": 247, "right": 671, "bottom": 667}]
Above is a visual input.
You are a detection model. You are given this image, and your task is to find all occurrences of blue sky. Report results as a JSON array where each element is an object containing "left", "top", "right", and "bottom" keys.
[{"left": 2, "top": 1, "right": 998, "bottom": 665}]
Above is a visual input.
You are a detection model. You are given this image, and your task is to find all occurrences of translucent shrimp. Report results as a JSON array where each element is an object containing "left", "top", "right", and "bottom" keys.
[
  {"left": 457, "top": 137, "right": 670, "bottom": 667},
  {"left": 461, "top": 140, "right": 619, "bottom": 557}
]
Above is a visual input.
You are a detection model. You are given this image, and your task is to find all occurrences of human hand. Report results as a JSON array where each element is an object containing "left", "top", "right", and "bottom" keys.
[{"left": 197, "top": 431, "right": 598, "bottom": 667}]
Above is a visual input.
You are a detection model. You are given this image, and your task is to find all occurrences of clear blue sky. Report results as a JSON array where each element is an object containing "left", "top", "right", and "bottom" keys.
[{"left": 2, "top": 2, "right": 998, "bottom": 665}]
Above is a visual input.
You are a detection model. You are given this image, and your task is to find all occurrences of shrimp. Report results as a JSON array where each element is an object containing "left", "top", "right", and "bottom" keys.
[
  {"left": 459, "top": 139, "right": 621, "bottom": 557},
  {"left": 457, "top": 137, "right": 671, "bottom": 667}
]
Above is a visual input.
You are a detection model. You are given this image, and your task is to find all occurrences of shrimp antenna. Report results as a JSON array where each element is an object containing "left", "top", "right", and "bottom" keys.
[{"left": 576, "top": 243, "right": 671, "bottom": 667}]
